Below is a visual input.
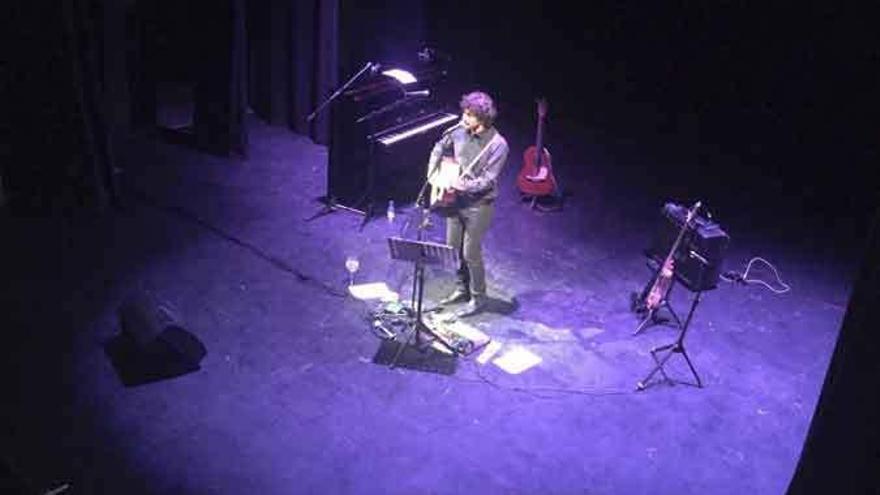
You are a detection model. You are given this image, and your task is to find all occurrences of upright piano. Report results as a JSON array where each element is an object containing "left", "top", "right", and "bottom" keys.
[{"left": 327, "top": 57, "right": 458, "bottom": 212}]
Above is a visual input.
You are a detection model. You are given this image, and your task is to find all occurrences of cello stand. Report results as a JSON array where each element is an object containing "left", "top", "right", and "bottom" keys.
[{"left": 636, "top": 288, "right": 705, "bottom": 391}]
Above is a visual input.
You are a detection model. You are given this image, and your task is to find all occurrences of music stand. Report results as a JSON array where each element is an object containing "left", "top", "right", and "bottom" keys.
[
  {"left": 636, "top": 253, "right": 709, "bottom": 391},
  {"left": 386, "top": 236, "right": 459, "bottom": 368}
]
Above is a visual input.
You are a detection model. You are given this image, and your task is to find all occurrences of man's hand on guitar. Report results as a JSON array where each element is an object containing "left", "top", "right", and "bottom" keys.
[
  {"left": 661, "top": 258, "right": 675, "bottom": 276},
  {"left": 450, "top": 175, "right": 468, "bottom": 191}
]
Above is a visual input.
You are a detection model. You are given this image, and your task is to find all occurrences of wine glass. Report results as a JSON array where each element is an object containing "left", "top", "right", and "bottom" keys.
[{"left": 345, "top": 255, "right": 360, "bottom": 286}]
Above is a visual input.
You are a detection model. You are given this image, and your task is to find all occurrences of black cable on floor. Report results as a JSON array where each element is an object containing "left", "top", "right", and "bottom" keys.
[{"left": 129, "top": 186, "right": 347, "bottom": 299}]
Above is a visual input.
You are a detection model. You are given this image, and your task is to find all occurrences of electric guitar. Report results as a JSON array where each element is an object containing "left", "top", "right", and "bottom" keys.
[
  {"left": 635, "top": 200, "right": 702, "bottom": 318},
  {"left": 516, "top": 97, "right": 557, "bottom": 197}
]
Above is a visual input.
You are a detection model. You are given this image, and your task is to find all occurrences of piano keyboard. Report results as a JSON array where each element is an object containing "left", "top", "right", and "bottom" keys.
[{"left": 376, "top": 112, "right": 458, "bottom": 146}]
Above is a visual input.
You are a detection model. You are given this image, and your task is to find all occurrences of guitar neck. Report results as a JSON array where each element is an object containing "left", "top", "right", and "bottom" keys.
[
  {"left": 661, "top": 205, "right": 701, "bottom": 267},
  {"left": 534, "top": 117, "right": 545, "bottom": 165},
  {"left": 663, "top": 227, "right": 688, "bottom": 265}
]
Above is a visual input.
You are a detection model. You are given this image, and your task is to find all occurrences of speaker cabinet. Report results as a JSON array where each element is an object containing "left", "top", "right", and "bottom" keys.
[{"left": 646, "top": 202, "right": 730, "bottom": 291}]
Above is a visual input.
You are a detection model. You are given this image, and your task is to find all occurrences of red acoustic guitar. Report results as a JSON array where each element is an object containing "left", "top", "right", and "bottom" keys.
[{"left": 517, "top": 97, "right": 557, "bottom": 198}]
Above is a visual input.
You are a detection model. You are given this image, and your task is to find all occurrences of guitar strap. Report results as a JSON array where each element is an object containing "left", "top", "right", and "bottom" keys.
[{"left": 460, "top": 132, "right": 502, "bottom": 179}]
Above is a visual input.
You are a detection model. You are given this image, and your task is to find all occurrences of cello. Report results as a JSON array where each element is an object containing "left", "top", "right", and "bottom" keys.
[
  {"left": 633, "top": 200, "right": 702, "bottom": 333},
  {"left": 516, "top": 97, "right": 557, "bottom": 198}
]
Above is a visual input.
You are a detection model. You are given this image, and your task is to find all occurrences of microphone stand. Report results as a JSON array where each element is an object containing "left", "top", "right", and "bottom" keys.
[
  {"left": 306, "top": 61, "right": 374, "bottom": 123},
  {"left": 401, "top": 129, "right": 452, "bottom": 239},
  {"left": 304, "top": 62, "right": 375, "bottom": 223},
  {"left": 390, "top": 154, "right": 450, "bottom": 361},
  {"left": 400, "top": 133, "right": 450, "bottom": 322}
]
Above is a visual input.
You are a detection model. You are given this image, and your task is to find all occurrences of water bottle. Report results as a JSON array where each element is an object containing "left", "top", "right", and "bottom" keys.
[{"left": 386, "top": 200, "right": 395, "bottom": 222}]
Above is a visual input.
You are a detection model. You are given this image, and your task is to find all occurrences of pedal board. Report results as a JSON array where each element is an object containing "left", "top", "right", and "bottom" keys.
[{"left": 423, "top": 313, "right": 491, "bottom": 356}]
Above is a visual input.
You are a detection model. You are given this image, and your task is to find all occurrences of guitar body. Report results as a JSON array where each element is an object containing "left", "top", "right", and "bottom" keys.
[
  {"left": 517, "top": 97, "right": 557, "bottom": 198},
  {"left": 517, "top": 146, "right": 555, "bottom": 196},
  {"left": 643, "top": 259, "right": 675, "bottom": 311},
  {"left": 428, "top": 157, "right": 461, "bottom": 214}
]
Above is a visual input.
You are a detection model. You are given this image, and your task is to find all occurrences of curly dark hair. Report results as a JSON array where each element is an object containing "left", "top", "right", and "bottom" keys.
[{"left": 459, "top": 91, "right": 497, "bottom": 127}]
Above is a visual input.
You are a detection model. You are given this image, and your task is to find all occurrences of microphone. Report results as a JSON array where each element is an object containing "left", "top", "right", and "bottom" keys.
[
  {"left": 370, "top": 62, "right": 382, "bottom": 73},
  {"left": 404, "top": 90, "right": 430, "bottom": 97}
]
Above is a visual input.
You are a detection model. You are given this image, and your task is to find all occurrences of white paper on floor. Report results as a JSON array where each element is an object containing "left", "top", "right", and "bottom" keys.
[
  {"left": 477, "top": 340, "right": 503, "bottom": 364},
  {"left": 492, "top": 346, "right": 543, "bottom": 374},
  {"left": 348, "top": 282, "right": 399, "bottom": 301}
]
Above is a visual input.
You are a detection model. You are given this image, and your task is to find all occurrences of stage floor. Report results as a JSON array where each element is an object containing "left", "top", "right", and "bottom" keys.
[{"left": 0, "top": 115, "right": 865, "bottom": 494}]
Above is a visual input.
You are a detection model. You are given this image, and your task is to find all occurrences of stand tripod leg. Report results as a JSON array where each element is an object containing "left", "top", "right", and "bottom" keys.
[
  {"left": 664, "top": 300, "right": 684, "bottom": 329},
  {"left": 303, "top": 197, "right": 338, "bottom": 222},
  {"left": 679, "top": 346, "right": 703, "bottom": 388},
  {"left": 662, "top": 283, "right": 684, "bottom": 328},
  {"left": 389, "top": 263, "right": 424, "bottom": 369},
  {"left": 676, "top": 290, "right": 703, "bottom": 387},
  {"left": 636, "top": 342, "right": 676, "bottom": 390},
  {"left": 358, "top": 201, "right": 374, "bottom": 232},
  {"left": 304, "top": 195, "right": 368, "bottom": 222},
  {"left": 388, "top": 323, "right": 415, "bottom": 369},
  {"left": 633, "top": 308, "right": 657, "bottom": 335}
]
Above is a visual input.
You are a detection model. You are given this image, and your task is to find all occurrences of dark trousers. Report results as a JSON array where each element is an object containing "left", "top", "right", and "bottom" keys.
[{"left": 446, "top": 199, "right": 495, "bottom": 298}]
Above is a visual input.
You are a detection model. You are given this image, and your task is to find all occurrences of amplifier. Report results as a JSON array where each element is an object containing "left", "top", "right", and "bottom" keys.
[{"left": 646, "top": 202, "right": 730, "bottom": 291}]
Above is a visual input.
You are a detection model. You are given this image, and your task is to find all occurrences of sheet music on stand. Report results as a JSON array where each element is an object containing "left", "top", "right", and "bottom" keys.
[{"left": 387, "top": 237, "right": 458, "bottom": 269}]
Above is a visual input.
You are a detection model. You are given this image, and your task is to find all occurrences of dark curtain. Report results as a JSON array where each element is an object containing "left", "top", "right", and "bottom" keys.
[
  {"left": 129, "top": 0, "right": 157, "bottom": 130},
  {"left": 4, "top": 0, "right": 117, "bottom": 213},
  {"left": 246, "top": 0, "right": 338, "bottom": 145},
  {"left": 192, "top": 0, "right": 248, "bottom": 156},
  {"left": 65, "top": 0, "right": 119, "bottom": 209},
  {"left": 126, "top": 0, "right": 248, "bottom": 157}
]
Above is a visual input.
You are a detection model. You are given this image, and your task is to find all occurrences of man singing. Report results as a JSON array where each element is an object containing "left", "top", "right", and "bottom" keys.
[{"left": 427, "top": 90, "right": 509, "bottom": 316}]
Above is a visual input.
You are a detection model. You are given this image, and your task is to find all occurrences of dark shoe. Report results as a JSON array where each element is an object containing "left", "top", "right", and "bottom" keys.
[
  {"left": 455, "top": 297, "right": 487, "bottom": 318},
  {"left": 439, "top": 289, "right": 470, "bottom": 306}
]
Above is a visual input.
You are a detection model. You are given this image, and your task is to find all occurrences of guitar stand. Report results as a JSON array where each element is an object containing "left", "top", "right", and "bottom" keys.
[
  {"left": 636, "top": 288, "right": 705, "bottom": 391},
  {"left": 520, "top": 193, "right": 563, "bottom": 212}
]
